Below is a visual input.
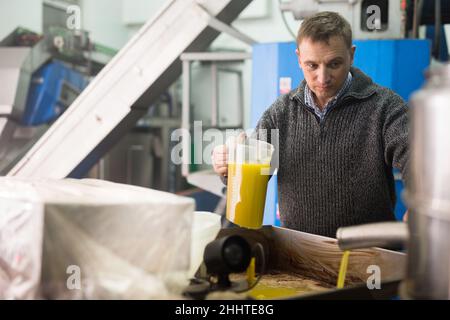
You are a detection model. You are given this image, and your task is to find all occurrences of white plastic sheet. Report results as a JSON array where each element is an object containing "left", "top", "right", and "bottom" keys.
[
  {"left": 189, "top": 212, "right": 222, "bottom": 278},
  {"left": 0, "top": 178, "right": 195, "bottom": 299}
]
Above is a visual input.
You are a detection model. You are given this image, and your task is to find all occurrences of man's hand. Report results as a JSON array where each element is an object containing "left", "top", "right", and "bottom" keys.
[
  {"left": 212, "top": 144, "right": 228, "bottom": 177},
  {"left": 403, "top": 210, "right": 409, "bottom": 222}
]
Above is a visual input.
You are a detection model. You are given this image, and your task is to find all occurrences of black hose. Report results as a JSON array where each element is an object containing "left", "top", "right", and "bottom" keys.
[{"left": 413, "top": 0, "right": 425, "bottom": 38}]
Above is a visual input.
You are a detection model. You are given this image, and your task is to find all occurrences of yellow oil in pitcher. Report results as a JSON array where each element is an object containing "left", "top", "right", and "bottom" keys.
[{"left": 226, "top": 162, "right": 271, "bottom": 229}]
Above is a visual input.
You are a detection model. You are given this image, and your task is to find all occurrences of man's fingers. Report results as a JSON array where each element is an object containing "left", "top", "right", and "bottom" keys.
[
  {"left": 217, "top": 167, "right": 228, "bottom": 176},
  {"left": 212, "top": 145, "right": 228, "bottom": 162},
  {"left": 213, "top": 153, "right": 228, "bottom": 160},
  {"left": 213, "top": 163, "right": 228, "bottom": 171},
  {"left": 214, "top": 158, "right": 228, "bottom": 166},
  {"left": 212, "top": 144, "right": 229, "bottom": 176},
  {"left": 214, "top": 145, "right": 228, "bottom": 153}
]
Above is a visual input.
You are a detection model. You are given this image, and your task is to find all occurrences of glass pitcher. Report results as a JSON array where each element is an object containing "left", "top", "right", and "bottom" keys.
[{"left": 225, "top": 137, "right": 274, "bottom": 229}]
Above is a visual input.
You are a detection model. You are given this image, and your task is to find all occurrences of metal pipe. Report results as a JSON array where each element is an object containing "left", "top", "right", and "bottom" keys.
[
  {"left": 433, "top": 0, "right": 441, "bottom": 59},
  {"left": 181, "top": 60, "right": 191, "bottom": 177},
  {"left": 416, "top": 0, "right": 424, "bottom": 38},
  {"left": 211, "top": 62, "right": 218, "bottom": 127},
  {"left": 336, "top": 222, "right": 408, "bottom": 251}
]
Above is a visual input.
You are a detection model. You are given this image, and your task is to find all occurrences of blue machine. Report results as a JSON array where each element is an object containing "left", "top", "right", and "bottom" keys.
[
  {"left": 22, "top": 60, "right": 88, "bottom": 126},
  {"left": 251, "top": 42, "right": 301, "bottom": 226},
  {"left": 252, "top": 40, "right": 431, "bottom": 226}
]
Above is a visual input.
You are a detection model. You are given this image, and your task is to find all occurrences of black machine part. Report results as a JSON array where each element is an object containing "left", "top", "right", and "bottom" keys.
[{"left": 183, "top": 235, "right": 266, "bottom": 300}]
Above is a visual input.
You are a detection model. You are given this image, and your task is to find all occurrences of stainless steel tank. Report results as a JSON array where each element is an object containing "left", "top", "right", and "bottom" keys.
[{"left": 403, "top": 63, "right": 450, "bottom": 299}]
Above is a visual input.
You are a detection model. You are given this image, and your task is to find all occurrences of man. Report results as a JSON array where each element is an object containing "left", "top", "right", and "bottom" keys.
[{"left": 212, "top": 12, "right": 409, "bottom": 238}]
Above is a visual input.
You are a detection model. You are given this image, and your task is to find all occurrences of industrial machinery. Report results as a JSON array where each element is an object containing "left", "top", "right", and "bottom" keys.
[
  {"left": 0, "top": 0, "right": 114, "bottom": 175},
  {"left": 0, "top": 28, "right": 51, "bottom": 174},
  {"left": 183, "top": 234, "right": 261, "bottom": 299},
  {"left": 5, "top": 0, "right": 253, "bottom": 181}
]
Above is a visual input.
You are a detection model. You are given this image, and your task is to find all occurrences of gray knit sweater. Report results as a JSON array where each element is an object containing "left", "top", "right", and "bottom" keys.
[{"left": 253, "top": 67, "right": 409, "bottom": 238}]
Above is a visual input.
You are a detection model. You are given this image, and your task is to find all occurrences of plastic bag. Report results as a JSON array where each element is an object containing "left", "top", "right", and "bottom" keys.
[{"left": 0, "top": 178, "right": 195, "bottom": 299}]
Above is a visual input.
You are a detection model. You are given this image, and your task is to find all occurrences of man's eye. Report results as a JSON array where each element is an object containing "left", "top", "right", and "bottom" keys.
[
  {"left": 307, "top": 63, "right": 317, "bottom": 69},
  {"left": 329, "top": 62, "right": 341, "bottom": 69}
]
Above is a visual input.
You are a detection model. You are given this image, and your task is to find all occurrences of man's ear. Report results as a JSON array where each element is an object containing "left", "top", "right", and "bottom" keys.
[
  {"left": 349, "top": 45, "right": 356, "bottom": 65},
  {"left": 295, "top": 48, "right": 302, "bottom": 69}
]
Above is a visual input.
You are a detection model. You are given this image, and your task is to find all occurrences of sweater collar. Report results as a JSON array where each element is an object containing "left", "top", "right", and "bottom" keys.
[{"left": 289, "top": 67, "right": 377, "bottom": 102}]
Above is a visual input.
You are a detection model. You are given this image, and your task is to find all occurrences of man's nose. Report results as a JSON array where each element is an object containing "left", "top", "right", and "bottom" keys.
[{"left": 317, "top": 66, "right": 331, "bottom": 85}]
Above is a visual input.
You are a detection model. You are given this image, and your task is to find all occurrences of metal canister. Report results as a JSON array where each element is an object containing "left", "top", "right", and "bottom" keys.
[{"left": 403, "top": 63, "right": 450, "bottom": 299}]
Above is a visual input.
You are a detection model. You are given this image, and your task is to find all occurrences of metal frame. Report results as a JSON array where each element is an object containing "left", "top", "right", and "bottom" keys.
[
  {"left": 196, "top": 2, "right": 257, "bottom": 46},
  {"left": 180, "top": 51, "right": 251, "bottom": 178},
  {"left": 216, "top": 66, "right": 245, "bottom": 128}
]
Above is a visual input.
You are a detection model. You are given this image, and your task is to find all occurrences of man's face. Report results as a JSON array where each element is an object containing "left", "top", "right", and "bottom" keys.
[{"left": 296, "top": 36, "right": 355, "bottom": 105}]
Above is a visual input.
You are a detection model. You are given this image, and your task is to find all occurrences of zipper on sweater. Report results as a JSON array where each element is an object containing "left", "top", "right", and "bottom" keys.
[{"left": 296, "top": 97, "right": 332, "bottom": 141}]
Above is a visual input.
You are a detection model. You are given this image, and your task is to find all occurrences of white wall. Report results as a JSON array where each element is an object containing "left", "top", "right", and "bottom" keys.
[
  {"left": 80, "top": 0, "right": 129, "bottom": 50},
  {"left": 0, "top": 0, "right": 43, "bottom": 40},
  {"left": 122, "top": 0, "right": 167, "bottom": 26},
  {"left": 81, "top": 0, "right": 168, "bottom": 49}
]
